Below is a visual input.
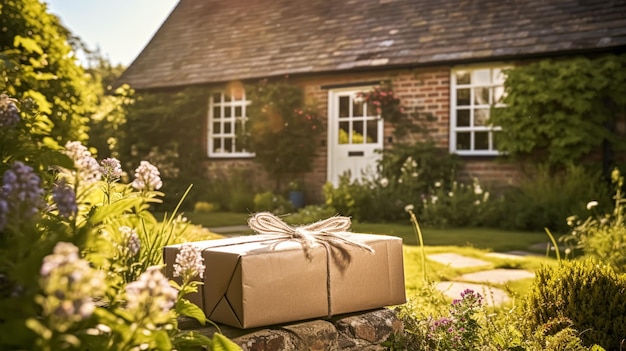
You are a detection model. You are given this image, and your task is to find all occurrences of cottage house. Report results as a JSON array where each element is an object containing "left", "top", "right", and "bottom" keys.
[{"left": 118, "top": 0, "right": 626, "bottom": 203}]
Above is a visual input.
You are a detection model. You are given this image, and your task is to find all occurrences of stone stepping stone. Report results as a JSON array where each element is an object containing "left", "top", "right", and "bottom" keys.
[
  {"left": 435, "top": 282, "right": 510, "bottom": 306},
  {"left": 460, "top": 269, "right": 535, "bottom": 284},
  {"left": 486, "top": 251, "right": 542, "bottom": 260},
  {"left": 427, "top": 253, "right": 490, "bottom": 268}
]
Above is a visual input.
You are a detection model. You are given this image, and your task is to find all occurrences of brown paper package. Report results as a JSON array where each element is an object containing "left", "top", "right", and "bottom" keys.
[{"left": 163, "top": 233, "right": 406, "bottom": 329}]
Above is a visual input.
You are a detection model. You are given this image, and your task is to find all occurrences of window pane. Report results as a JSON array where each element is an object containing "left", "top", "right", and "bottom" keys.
[
  {"left": 224, "top": 94, "right": 231, "bottom": 102},
  {"left": 212, "top": 93, "right": 222, "bottom": 102},
  {"left": 493, "top": 86, "right": 505, "bottom": 104},
  {"left": 213, "top": 138, "right": 222, "bottom": 152},
  {"left": 353, "top": 99, "right": 364, "bottom": 117},
  {"left": 353, "top": 121, "right": 364, "bottom": 144},
  {"left": 224, "top": 138, "right": 232, "bottom": 152},
  {"left": 224, "top": 106, "right": 232, "bottom": 118},
  {"left": 339, "top": 122, "right": 349, "bottom": 144},
  {"left": 474, "top": 109, "right": 490, "bottom": 126},
  {"left": 366, "top": 120, "right": 378, "bottom": 143},
  {"left": 493, "top": 68, "right": 506, "bottom": 85},
  {"left": 457, "top": 109, "right": 470, "bottom": 127},
  {"left": 473, "top": 69, "right": 490, "bottom": 85},
  {"left": 213, "top": 106, "right": 221, "bottom": 118},
  {"left": 475, "top": 131, "right": 489, "bottom": 150},
  {"left": 339, "top": 96, "right": 350, "bottom": 117},
  {"left": 456, "top": 132, "right": 470, "bottom": 150},
  {"left": 235, "top": 106, "right": 242, "bottom": 117},
  {"left": 224, "top": 122, "right": 232, "bottom": 134},
  {"left": 492, "top": 131, "right": 500, "bottom": 150},
  {"left": 456, "top": 88, "right": 470, "bottom": 106},
  {"left": 213, "top": 122, "right": 221, "bottom": 134},
  {"left": 474, "top": 87, "right": 490, "bottom": 105},
  {"left": 456, "top": 71, "right": 470, "bottom": 85}
]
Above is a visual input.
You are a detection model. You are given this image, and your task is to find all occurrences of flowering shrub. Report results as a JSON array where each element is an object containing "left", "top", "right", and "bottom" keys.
[
  {"left": 563, "top": 167, "right": 626, "bottom": 271},
  {"left": 0, "top": 96, "right": 239, "bottom": 350},
  {"left": 246, "top": 79, "right": 324, "bottom": 191}
]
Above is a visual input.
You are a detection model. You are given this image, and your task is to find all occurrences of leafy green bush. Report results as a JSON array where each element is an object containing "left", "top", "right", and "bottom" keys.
[
  {"left": 489, "top": 54, "right": 626, "bottom": 167},
  {"left": 563, "top": 168, "right": 626, "bottom": 271},
  {"left": 495, "top": 164, "right": 610, "bottom": 232},
  {"left": 419, "top": 178, "right": 492, "bottom": 228},
  {"left": 193, "top": 201, "right": 218, "bottom": 213},
  {"left": 324, "top": 142, "right": 459, "bottom": 223},
  {"left": 521, "top": 258, "right": 626, "bottom": 350},
  {"left": 253, "top": 191, "right": 293, "bottom": 214},
  {"left": 284, "top": 205, "right": 338, "bottom": 225}
]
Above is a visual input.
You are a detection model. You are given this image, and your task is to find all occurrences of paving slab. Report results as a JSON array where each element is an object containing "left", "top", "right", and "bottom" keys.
[
  {"left": 435, "top": 282, "right": 510, "bottom": 306},
  {"left": 485, "top": 251, "right": 541, "bottom": 260},
  {"left": 427, "top": 253, "right": 490, "bottom": 268},
  {"left": 459, "top": 269, "right": 535, "bottom": 284}
]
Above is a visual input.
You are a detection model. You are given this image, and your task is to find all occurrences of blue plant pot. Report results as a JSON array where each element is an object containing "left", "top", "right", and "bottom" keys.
[{"left": 289, "top": 191, "right": 305, "bottom": 209}]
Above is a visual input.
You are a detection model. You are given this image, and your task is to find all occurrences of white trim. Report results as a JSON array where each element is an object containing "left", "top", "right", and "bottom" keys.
[
  {"left": 207, "top": 90, "right": 255, "bottom": 158},
  {"left": 449, "top": 64, "right": 509, "bottom": 156}
]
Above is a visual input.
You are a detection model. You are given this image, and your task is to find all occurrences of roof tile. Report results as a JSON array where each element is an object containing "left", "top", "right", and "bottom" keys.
[{"left": 119, "top": 0, "right": 626, "bottom": 90}]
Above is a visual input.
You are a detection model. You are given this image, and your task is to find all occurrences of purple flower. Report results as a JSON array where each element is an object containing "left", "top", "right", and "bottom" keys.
[
  {"left": 0, "top": 94, "right": 20, "bottom": 128},
  {"left": 0, "top": 161, "right": 44, "bottom": 225},
  {"left": 52, "top": 179, "right": 77, "bottom": 218}
]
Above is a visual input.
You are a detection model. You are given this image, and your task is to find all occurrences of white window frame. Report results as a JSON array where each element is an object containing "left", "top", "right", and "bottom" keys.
[
  {"left": 207, "top": 89, "right": 254, "bottom": 158},
  {"left": 449, "top": 65, "right": 508, "bottom": 156}
]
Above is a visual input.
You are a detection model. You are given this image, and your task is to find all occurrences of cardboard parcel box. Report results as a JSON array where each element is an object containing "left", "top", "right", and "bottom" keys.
[{"left": 163, "top": 233, "right": 406, "bottom": 329}]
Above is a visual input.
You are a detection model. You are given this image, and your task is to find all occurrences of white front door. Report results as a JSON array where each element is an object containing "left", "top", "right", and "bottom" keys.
[{"left": 327, "top": 87, "right": 384, "bottom": 186}]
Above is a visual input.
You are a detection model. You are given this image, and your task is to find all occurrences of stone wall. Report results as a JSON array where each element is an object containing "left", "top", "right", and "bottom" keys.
[{"left": 180, "top": 308, "right": 403, "bottom": 351}]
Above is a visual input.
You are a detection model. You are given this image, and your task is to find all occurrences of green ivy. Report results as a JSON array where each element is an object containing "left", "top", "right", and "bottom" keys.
[
  {"left": 490, "top": 54, "right": 626, "bottom": 167},
  {"left": 245, "top": 79, "right": 323, "bottom": 191}
]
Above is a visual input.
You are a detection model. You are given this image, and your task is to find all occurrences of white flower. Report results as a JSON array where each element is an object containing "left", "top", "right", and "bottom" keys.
[
  {"left": 64, "top": 141, "right": 102, "bottom": 185},
  {"left": 380, "top": 178, "right": 389, "bottom": 188},
  {"left": 125, "top": 266, "right": 178, "bottom": 315},
  {"left": 404, "top": 204, "right": 414, "bottom": 213},
  {"left": 131, "top": 161, "right": 163, "bottom": 191},
  {"left": 586, "top": 201, "right": 598, "bottom": 210},
  {"left": 431, "top": 195, "right": 438, "bottom": 204},
  {"left": 174, "top": 244, "right": 205, "bottom": 280},
  {"left": 119, "top": 226, "right": 140, "bottom": 256},
  {"left": 473, "top": 185, "right": 483, "bottom": 195},
  {"left": 434, "top": 181, "right": 442, "bottom": 188},
  {"left": 448, "top": 191, "right": 454, "bottom": 197}
]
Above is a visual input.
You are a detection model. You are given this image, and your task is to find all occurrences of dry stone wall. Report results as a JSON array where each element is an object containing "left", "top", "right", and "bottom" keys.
[{"left": 180, "top": 308, "right": 403, "bottom": 351}]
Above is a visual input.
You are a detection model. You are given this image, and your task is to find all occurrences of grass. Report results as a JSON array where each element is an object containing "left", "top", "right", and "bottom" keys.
[
  {"left": 168, "top": 210, "right": 554, "bottom": 253},
  {"left": 168, "top": 210, "right": 561, "bottom": 311}
]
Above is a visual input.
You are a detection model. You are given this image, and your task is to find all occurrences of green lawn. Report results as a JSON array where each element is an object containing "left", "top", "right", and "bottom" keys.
[
  {"left": 171, "top": 211, "right": 559, "bottom": 308},
  {"left": 170, "top": 211, "right": 553, "bottom": 253}
]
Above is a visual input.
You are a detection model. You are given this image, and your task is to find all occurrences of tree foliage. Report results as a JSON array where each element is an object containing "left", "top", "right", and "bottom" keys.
[
  {"left": 117, "top": 88, "right": 210, "bottom": 209},
  {"left": 0, "top": 0, "right": 95, "bottom": 144},
  {"left": 490, "top": 54, "right": 626, "bottom": 167}
]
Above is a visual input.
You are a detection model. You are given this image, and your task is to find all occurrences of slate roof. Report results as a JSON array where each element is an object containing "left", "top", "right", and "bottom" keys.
[{"left": 119, "top": 0, "right": 626, "bottom": 90}]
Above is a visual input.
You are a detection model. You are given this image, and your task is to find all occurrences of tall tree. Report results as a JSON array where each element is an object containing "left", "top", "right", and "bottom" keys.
[{"left": 0, "top": 0, "right": 95, "bottom": 144}]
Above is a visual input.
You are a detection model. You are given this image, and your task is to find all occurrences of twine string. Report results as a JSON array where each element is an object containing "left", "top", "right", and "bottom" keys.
[{"left": 247, "top": 212, "right": 375, "bottom": 318}]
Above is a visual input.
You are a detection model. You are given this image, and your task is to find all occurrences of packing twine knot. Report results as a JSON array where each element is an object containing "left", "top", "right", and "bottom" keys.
[{"left": 247, "top": 212, "right": 375, "bottom": 259}]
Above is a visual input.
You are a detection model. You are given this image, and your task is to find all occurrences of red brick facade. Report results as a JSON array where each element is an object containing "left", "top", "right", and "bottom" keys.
[{"left": 202, "top": 67, "right": 524, "bottom": 204}]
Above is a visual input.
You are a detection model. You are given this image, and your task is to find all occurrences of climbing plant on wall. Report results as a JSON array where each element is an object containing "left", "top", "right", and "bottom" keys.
[{"left": 489, "top": 54, "right": 626, "bottom": 168}]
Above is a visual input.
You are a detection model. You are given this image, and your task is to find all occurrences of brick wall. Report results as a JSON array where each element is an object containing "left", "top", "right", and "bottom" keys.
[{"left": 201, "top": 67, "right": 525, "bottom": 205}]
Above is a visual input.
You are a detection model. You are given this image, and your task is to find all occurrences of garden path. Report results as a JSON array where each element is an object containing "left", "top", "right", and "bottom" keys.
[{"left": 428, "top": 252, "right": 536, "bottom": 306}]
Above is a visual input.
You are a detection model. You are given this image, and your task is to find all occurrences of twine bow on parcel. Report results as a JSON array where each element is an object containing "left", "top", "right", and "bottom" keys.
[
  {"left": 248, "top": 212, "right": 375, "bottom": 318},
  {"left": 247, "top": 212, "right": 375, "bottom": 261}
]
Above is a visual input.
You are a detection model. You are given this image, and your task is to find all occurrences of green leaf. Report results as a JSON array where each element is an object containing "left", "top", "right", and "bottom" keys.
[
  {"left": 176, "top": 299, "right": 207, "bottom": 325},
  {"left": 211, "top": 333, "right": 242, "bottom": 351},
  {"left": 14, "top": 36, "right": 44, "bottom": 55}
]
